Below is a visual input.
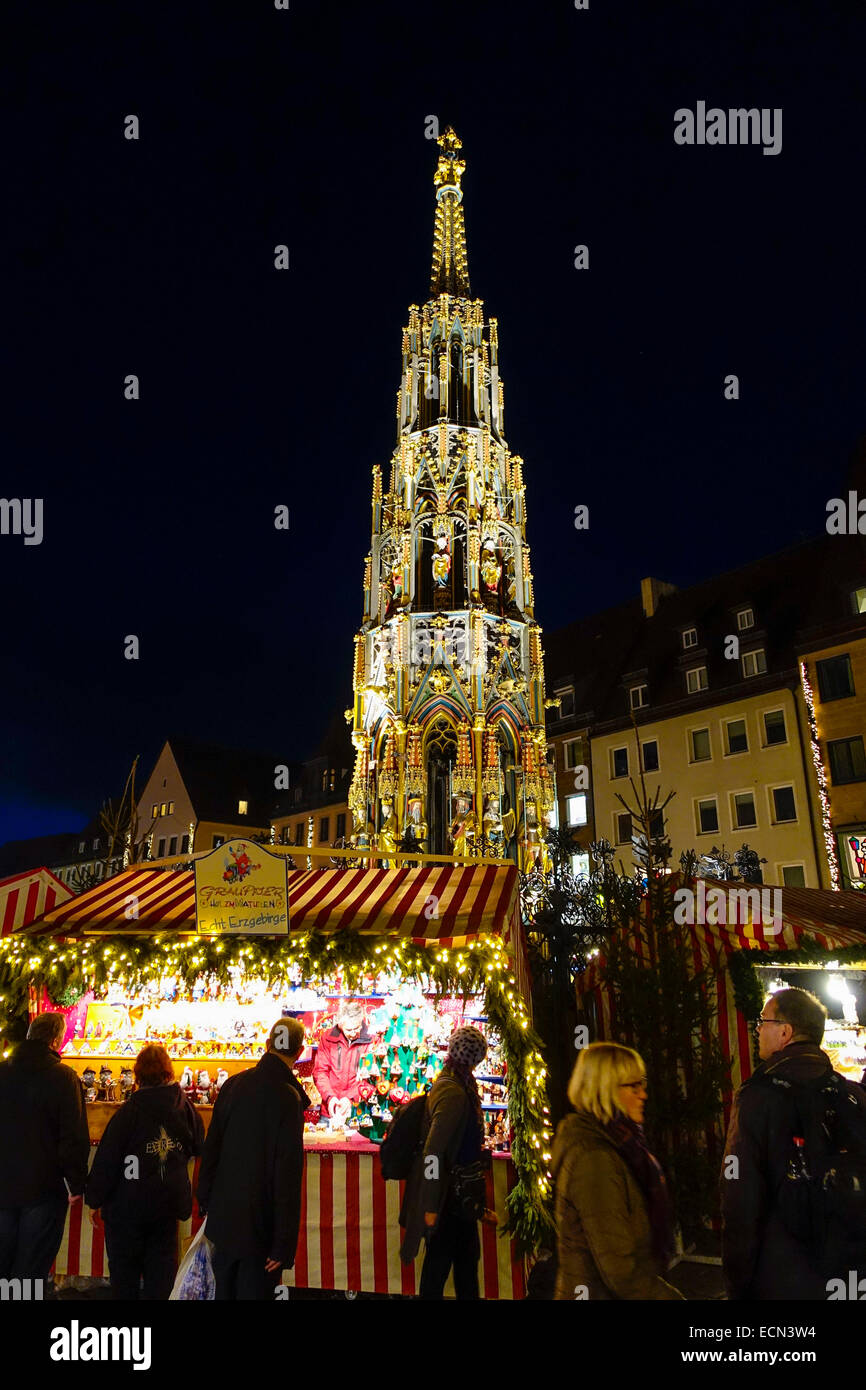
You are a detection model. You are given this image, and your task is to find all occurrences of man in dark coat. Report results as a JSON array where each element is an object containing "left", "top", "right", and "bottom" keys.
[
  {"left": 721, "top": 986, "right": 866, "bottom": 1300},
  {"left": 197, "top": 1016, "right": 308, "bottom": 1299},
  {"left": 0, "top": 1012, "right": 91, "bottom": 1281}
]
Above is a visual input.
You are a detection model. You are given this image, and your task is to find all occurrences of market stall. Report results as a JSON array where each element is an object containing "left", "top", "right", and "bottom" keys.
[
  {"left": 0, "top": 866, "right": 72, "bottom": 936},
  {"left": 577, "top": 878, "right": 866, "bottom": 1108},
  {"left": 1, "top": 846, "right": 551, "bottom": 1298}
]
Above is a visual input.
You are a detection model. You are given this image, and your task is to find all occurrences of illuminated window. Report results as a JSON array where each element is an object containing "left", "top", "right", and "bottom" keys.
[
  {"left": 238, "top": 799, "right": 248, "bottom": 815},
  {"left": 742, "top": 649, "right": 767, "bottom": 678},
  {"left": 772, "top": 786, "right": 796, "bottom": 823},
  {"left": 733, "top": 793, "right": 757, "bottom": 829},
  {"left": 816, "top": 655, "right": 854, "bottom": 702},
  {"left": 726, "top": 719, "right": 748, "bottom": 754},
  {"left": 690, "top": 728, "right": 711, "bottom": 762},
  {"left": 571, "top": 853, "right": 590, "bottom": 878},
  {"left": 167, "top": 801, "right": 174, "bottom": 815},
  {"left": 151, "top": 804, "right": 158, "bottom": 820},
  {"left": 641, "top": 740, "right": 659, "bottom": 772},
  {"left": 764, "top": 709, "right": 787, "bottom": 745},
  {"left": 686, "top": 666, "right": 708, "bottom": 693},
  {"left": 160, "top": 802, "right": 167, "bottom": 817},
  {"left": 851, "top": 588, "right": 866, "bottom": 615},
  {"left": 566, "top": 794, "right": 587, "bottom": 827},
  {"left": 828, "top": 737, "right": 866, "bottom": 785}
]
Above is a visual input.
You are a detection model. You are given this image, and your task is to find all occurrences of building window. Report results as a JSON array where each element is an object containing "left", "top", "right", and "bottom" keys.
[
  {"left": 615, "top": 812, "right": 632, "bottom": 844},
  {"left": 828, "top": 736, "right": 866, "bottom": 785},
  {"left": 690, "top": 727, "right": 711, "bottom": 762},
  {"left": 168, "top": 801, "right": 174, "bottom": 815},
  {"left": 816, "top": 654, "right": 854, "bottom": 702},
  {"left": 571, "top": 852, "right": 590, "bottom": 878},
  {"left": 780, "top": 864, "right": 806, "bottom": 887},
  {"left": 95, "top": 861, "right": 104, "bottom": 878},
  {"left": 732, "top": 792, "right": 757, "bottom": 829},
  {"left": 741, "top": 649, "right": 767, "bottom": 678},
  {"left": 682, "top": 628, "right": 698, "bottom": 649},
  {"left": 566, "top": 793, "right": 588, "bottom": 827},
  {"left": 295, "top": 823, "right": 305, "bottom": 846},
  {"left": 763, "top": 709, "right": 787, "bottom": 746},
  {"left": 697, "top": 798, "right": 719, "bottom": 835},
  {"left": 151, "top": 803, "right": 158, "bottom": 820},
  {"left": 771, "top": 786, "right": 797, "bottom": 823},
  {"left": 563, "top": 739, "right": 583, "bottom": 770},
  {"left": 160, "top": 802, "right": 167, "bottom": 817},
  {"left": 168, "top": 835, "right": 178, "bottom": 856},
  {"left": 629, "top": 684, "right": 648, "bottom": 710},
  {"left": 611, "top": 747, "right": 629, "bottom": 778},
  {"left": 725, "top": 719, "right": 748, "bottom": 755},
  {"left": 157, "top": 838, "right": 166, "bottom": 857},
  {"left": 736, "top": 607, "right": 754, "bottom": 631},
  {"left": 648, "top": 811, "right": 664, "bottom": 840},
  {"left": 213, "top": 835, "right": 224, "bottom": 849},
  {"left": 238, "top": 799, "right": 249, "bottom": 815},
  {"left": 686, "top": 666, "right": 708, "bottom": 694},
  {"left": 556, "top": 687, "right": 575, "bottom": 719},
  {"left": 319, "top": 816, "right": 330, "bottom": 842},
  {"left": 641, "top": 740, "right": 659, "bottom": 772},
  {"left": 336, "top": 813, "right": 346, "bottom": 840},
  {"left": 181, "top": 834, "right": 189, "bottom": 854},
  {"left": 852, "top": 587, "right": 866, "bottom": 615}
]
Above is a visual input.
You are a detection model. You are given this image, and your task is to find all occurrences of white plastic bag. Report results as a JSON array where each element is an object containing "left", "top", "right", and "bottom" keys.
[{"left": 169, "top": 1221, "right": 215, "bottom": 1300}]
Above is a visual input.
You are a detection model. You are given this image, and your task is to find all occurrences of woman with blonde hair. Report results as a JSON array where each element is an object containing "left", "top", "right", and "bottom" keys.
[{"left": 551, "top": 1041, "right": 683, "bottom": 1300}]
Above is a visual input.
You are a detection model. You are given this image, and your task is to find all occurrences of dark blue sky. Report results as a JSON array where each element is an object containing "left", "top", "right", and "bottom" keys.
[{"left": 3, "top": 0, "right": 865, "bottom": 846}]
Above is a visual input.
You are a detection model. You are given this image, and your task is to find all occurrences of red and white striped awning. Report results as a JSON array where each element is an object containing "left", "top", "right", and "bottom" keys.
[
  {"left": 27, "top": 862, "right": 522, "bottom": 951},
  {"left": 1, "top": 868, "right": 73, "bottom": 937}
]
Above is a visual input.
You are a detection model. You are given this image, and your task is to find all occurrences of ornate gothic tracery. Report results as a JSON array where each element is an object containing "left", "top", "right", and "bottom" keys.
[{"left": 348, "top": 128, "right": 555, "bottom": 869}]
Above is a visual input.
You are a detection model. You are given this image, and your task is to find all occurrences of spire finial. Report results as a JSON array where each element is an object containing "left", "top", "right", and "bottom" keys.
[{"left": 429, "top": 126, "right": 471, "bottom": 297}]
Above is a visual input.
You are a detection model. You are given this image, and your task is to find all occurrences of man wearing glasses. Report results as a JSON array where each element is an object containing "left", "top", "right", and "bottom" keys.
[{"left": 720, "top": 986, "right": 866, "bottom": 1301}]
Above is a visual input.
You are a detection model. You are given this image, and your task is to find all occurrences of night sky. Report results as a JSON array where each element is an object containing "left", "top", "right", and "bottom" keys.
[{"left": 4, "top": 0, "right": 865, "bottom": 846}]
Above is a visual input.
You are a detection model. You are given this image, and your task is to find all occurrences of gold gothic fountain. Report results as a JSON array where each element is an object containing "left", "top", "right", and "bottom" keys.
[{"left": 346, "top": 127, "right": 556, "bottom": 871}]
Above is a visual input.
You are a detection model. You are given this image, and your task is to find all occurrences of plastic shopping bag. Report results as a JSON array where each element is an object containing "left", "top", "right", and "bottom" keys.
[{"left": 169, "top": 1222, "right": 215, "bottom": 1301}]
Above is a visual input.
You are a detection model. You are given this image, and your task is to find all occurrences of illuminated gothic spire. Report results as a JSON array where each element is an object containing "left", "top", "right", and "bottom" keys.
[{"left": 430, "top": 126, "right": 471, "bottom": 298}]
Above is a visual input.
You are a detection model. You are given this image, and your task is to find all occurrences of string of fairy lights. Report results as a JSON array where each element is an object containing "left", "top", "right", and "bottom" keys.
[
  {"left": 800, "top": 660, "right": 841, "bottom": 889},
  {"left": 0, "top": 928, "right": 554, "bottom": 1250}
]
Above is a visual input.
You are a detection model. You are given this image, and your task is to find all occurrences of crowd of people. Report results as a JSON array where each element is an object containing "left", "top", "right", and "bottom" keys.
[{"left": 0, "top": 986, "right": 863, "bottom": 1301}]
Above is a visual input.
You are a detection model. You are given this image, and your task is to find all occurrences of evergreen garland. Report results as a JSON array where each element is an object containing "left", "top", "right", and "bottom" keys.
[{"left": 0, "top": 929, "right": 553, "bottom": 1254}]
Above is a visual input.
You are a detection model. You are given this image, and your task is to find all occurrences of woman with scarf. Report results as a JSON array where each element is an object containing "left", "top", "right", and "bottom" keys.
[
  {"left": 551, "top": 1041, "right": 683, "bottom": 1300},
  {"left": 399, "top": 1025, "right": 493, "bottom": 1299}
]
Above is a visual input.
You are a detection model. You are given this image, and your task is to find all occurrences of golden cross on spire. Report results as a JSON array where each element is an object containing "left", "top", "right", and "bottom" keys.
[
  {"left": 434, "top": 126, "right": 466, "bottom": 193},
  {"left": 430, "top": 126, "right": 470, "bottom": 296}
]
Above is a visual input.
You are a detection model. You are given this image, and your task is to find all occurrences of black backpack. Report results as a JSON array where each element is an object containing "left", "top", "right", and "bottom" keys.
[
  {"left": 757, "top": 1070, "right": 866, "bottom": 1272},
  {"left": 379, "top": 1092, "right": 428, "bottom": 1181}
]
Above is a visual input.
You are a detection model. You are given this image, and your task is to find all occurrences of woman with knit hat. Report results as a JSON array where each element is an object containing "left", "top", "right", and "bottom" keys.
[{"left": 399, "top": 1024, "right": 493, "bottom": 1299}]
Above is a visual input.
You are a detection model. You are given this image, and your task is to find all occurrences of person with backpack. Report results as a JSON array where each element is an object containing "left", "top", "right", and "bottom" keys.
[
  {"left": 722, "top": 986, "right": 866, "bottom": 1301},
  {"left": 397, "top": 1025, "right": 494, "bottom": 1299},
  {"left": 86, "top": 1044, "right": 204, "bottom": 1300}
]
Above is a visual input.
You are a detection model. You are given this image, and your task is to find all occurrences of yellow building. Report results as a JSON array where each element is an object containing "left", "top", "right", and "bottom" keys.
[
  {"left": 544, "top": 537, "right": 866, "bottom": 888},
  {"left": 798, "top": 584, "right": 866, "bottom": 888}
]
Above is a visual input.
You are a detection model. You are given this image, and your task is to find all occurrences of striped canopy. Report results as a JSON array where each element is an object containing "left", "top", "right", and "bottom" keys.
[
  {"left": 1, "top": 868, "right": 73, "bottom": 937},
  {"left": 26, "top": 862, "right": 521, "bottom": 951}
]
